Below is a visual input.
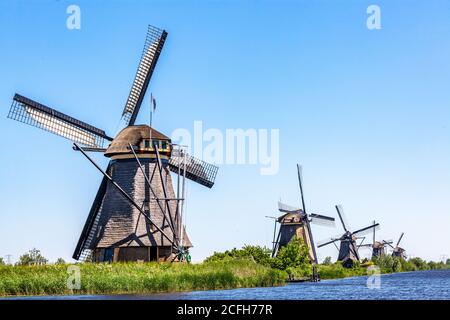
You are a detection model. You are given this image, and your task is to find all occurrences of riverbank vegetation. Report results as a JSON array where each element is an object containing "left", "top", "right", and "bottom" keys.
[
  {"left": 205, "top": 237, "right": 450, "bottom": 280},
  {"left": 0, "top": 257, "right": 285, "bottom": 297},
  {"left": 1, "top": 245, "right": 448, "bottom": 297}
]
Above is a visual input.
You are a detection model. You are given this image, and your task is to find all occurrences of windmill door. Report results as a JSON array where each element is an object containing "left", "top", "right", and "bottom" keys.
[{"left": 104, "top": 248, "right": 113, "bottom": 262}]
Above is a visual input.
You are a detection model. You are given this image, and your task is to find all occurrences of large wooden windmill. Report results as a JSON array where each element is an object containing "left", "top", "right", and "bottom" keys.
[
  {"left": 271, "top": 165, "right": 335, "bottom": 280},
  {"left": 7, "top": 25, "right": 218, "bottom": 263},
  {"left": 318, "top": 205, "right": 379, "bottom": 268}
]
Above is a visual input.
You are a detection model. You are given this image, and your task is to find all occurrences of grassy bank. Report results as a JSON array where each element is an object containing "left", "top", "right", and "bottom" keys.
[
  {"left": 317, "top": 256, "right": 450, "bottom": 280},
  {"left": 0, "top": 260, "right": 286, "bottom": 297},
  {"left": 204, "top": 241, "right": 450, "bottom": 281}
]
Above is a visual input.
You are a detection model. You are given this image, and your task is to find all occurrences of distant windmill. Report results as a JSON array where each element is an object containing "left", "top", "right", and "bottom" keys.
[
  {"left": 318, "top": 205, "right": 379, "bottom": 268},
  {"left": 388, "top": 232, "right": 406, "bottom": 259},
  {"left": 272, "top": 165, "right": 335, "bottom": 280},
  {"left": 358, "top": 220, "right": 392, "bottom": 259}
]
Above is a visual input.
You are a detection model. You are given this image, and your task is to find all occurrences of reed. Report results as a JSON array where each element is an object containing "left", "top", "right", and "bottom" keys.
[{"left": 0, "top": 260, "right": 286, "bottom": 297}]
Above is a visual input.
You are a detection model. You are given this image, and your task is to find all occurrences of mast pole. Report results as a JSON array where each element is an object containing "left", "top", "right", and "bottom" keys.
[
  {"left": 180, "top": 148, "right": 187, "bottom": 246},
  {"left": 176, "top": 146, "right": 181, "bottom": 244}
]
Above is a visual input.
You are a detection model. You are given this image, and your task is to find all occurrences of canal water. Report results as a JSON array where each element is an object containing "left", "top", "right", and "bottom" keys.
[{"left": 5, "top": 269, "right": 450, "bottom": 300}]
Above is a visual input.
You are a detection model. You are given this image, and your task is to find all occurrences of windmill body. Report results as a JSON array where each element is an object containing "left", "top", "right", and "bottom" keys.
[
  {"left": 7, "top": 25, "right": 218, "bottom": 263},
  {"left": 77, "top": 125, "right": 193, "bottom": 262},
  {"left": 392, "top": 247, "right": 406, "bottom": 259},
  {"left": 371, "top": 241, "right": 387, "bottom": 258},
  {"left": 391, "top": 232, "right": 406, "bottom": 259},
  {"left": 358, "top": 220, "right": 391, "bottom": 259},
  {"left": 275, "top": 210, "right": 315, "bottom": 262},
  {"left": 336, "top": 232, "right": 360, "bottom": 268}
]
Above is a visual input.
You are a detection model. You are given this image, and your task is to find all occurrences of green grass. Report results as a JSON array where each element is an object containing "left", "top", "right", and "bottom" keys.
[
  {"left": 0, "top": 260, "right": 287, "bottom": 297},
  {"left": 317, "top": 264, "right": 368, "bottom": 280}
]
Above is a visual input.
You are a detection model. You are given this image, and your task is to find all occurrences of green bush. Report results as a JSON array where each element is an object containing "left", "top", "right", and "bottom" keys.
[
  {"left": 205, "top": 238, "right": 313, "bottom": 280},
  {"left": 408, "top": 257, "right": 429, "bottom": 270},
  {"left": 204, "top": 245, "right": 272, "bottom": 267},
  {"left": 271, "top": 237, "right": 310, "bottom": 270},
  {"left": 317, "top": 262, "right": 366, "bottom": 280}
]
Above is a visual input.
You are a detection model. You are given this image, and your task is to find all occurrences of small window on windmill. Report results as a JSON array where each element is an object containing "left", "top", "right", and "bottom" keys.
[
  {"left": 144, "top": 139, "right": 150, "bottom": 149},
  {"left": 161, "top": 141, "right": 168, "bottom": 150},
  {"left": 152, "top": 139, "right": 162, "bottom": 149}
]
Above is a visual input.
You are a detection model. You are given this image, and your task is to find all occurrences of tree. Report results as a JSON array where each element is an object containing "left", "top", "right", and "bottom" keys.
[
  {"left": 271, "top": 236, "right": 310, "bottom": 270},
  {"left": 446, "top": 258, "right": 450, "bottom": 266},
  {"left": 322, "top": 257, "right": 332, "bottom": 265},
  {"left": 271, "top": 236, "right": 312, "bottom": 280},
  {"left": 16, "top": 248, "right": 48, "bottom": 266},
  {"left": 0, "top": 257, "right": 5, "bottom": 265},
  {"left": 204, "top": 245, "right": 272, "bottom": 266},
  {"left": 408, "top": 257, "right": 429, "bottom": 270},
  {"left": 55, "top": 258, "right": 66, "bottom": 265}
]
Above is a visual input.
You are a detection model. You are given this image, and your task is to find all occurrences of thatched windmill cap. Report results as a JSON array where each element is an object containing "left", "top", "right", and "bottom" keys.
[
  {"left": 277, "top": 211, "right": 303, "bottom": 223},
  {"left": 105, "top": 125, "right": 171, "bottom": 157}
]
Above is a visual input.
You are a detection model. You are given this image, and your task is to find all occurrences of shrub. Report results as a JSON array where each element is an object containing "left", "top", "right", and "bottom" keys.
[
  {"left": 408, "top": 257, "right": 429, "bottom": 270},
  {"left": 271, "top": 236, "right": 311, "bottom": 275},
  {"left": 204, "top": 245, "right": 272, "bottom": 267}
]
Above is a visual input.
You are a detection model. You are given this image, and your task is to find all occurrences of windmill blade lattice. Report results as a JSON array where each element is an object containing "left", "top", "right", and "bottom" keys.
[
  {"left": 121, "top": 25, "right": 167, "bottom": 126},
  {"left": 169, "top": 152, "right": 218, "bottom": 188},
  {"left": 278, "top": 201, "right": 302, "bottom": 213},
  {"left": 310, "top": 213, "right": 336, "bottom": 227},
  {"left": 352, "top": 223, "right": 380, "bottom": 237},
  {"left": 335, "top": 205, "right": 351, "bottom": 232},
  {"left": 8, "top": 94, "right": 112, "bottom": 148},
  {"left": 317, "top": 234, "right": 342, "bottom": 248}
]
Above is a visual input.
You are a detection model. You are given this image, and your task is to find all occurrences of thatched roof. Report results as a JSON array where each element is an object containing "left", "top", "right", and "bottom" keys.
[
  {"left": 277, "top": 211, "right": 303, "bottom": 223},
  {"left": 105, "top": 125, "right": 170, "bottom": 157}
]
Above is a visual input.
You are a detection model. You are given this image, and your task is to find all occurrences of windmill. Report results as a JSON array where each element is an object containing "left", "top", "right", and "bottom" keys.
[
  {"left": 7, "top": 25, "right": 218, "bottom": 263},
  {"left": 272, "top": 165, "right": 335, "bottom": 280},
  {"left": 318, "top": 205, "right": 379, "bottom": 268},
  {"left": 389, "top": 232, "right": 406, "bottom": 259},
  {"left": 358, "top": 220, "right": 393, "bottom": 259}
]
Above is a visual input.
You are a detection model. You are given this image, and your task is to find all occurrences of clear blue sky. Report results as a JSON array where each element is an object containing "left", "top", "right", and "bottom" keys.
[{"left": 0, "top": 0, "right": 449, "bottom": 263}]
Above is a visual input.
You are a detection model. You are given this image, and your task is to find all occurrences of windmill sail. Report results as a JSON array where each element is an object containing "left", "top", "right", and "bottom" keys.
[
  {"left": 72, "top": 163, "right": 111, "bottom": 261},
  {"left": 168, "top": 152, "right": 218, "bottom": 188},
  {"left": 396, "top": 232, "right": 404, "bottom": 247},
  {"left": 278, "top": 201, "right": 302, "bottom": 213},
  {"left": 352, "top": 223, "right": 380, "bottom": 236},
  {"left": 310, "top": 214, "right": 336, "bottom": 227},
  {"left": 8, "top": 94, "right": 112, "bottom": 148},
  {"left": 121, "top": 25, "right": 167, "bottom": 126}
]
